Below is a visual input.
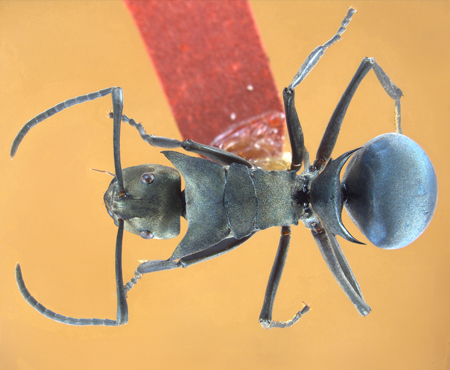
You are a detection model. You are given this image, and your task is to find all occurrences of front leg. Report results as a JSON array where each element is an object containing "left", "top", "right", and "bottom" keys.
[
  {"left": 124, "top": 234, "right": 255, "bottom": 294},
  {"left": 118, "top": 114, "right": 253, "bottom": 168}
]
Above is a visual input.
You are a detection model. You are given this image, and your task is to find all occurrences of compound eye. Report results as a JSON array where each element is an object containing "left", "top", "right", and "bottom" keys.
[
  {"left": 140, "top": 172, "right": 154, "bottom": 184},
  {"left": 140, "top": 230, "right": 154, "bottom": 239}
]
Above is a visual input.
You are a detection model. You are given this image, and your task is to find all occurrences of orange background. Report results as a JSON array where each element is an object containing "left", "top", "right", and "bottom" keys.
[{"left": 1, "top": 1, "right": 449, "bottom": 370}]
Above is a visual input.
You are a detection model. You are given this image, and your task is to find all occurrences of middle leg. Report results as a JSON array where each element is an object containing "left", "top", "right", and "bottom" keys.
[
  {"left": 259, "top": 226, "right": 310, "bottom": 329},
  {"left": 283, "top": 7, "right": 356, "bottom": 172}
]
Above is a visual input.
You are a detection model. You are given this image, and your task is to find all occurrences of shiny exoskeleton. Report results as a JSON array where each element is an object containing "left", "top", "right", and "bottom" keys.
[{"left": 11, "top": 8, "right": 437, "bottom": 327}]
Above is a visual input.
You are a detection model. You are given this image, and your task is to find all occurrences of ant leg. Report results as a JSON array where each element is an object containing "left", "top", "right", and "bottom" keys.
[
  {"left": 283, "top": 88, "right": 308, "bottom": 172},
  {"left": 284, "top": 8, "right": 355, "bottom": 172},
  {"left": 372, "top": 62, "right": 403, "bottom": 134},
  {"left": 125, "top": 234, "right": 254, "bottom": 294},
  {"left": 289, "top": 8, "right": 356, "bottom": 90},
  {"left": 119, "top": 114, "right": 253, "bottom": 168},
  {"left": 314, "top": 57, "right": 403, "bottom": 170},
  {"left": 124, "top": 259, "right": 181, "bottom": 295},
  {"left": 259, "top": 226, "right": 310, "bottom": 329},
  {"left": 311, "top": 221, "right": 371, "bottom": 316}
]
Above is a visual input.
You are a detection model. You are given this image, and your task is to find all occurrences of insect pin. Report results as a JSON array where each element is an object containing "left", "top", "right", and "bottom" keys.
[{"left": 11, "top": 8, "right": 437, "bottom": 327}]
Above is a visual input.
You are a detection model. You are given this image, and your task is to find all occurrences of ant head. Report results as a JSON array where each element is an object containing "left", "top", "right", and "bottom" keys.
[{"left": 104, "top": 164, "right": 183, "bottom": 240}]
